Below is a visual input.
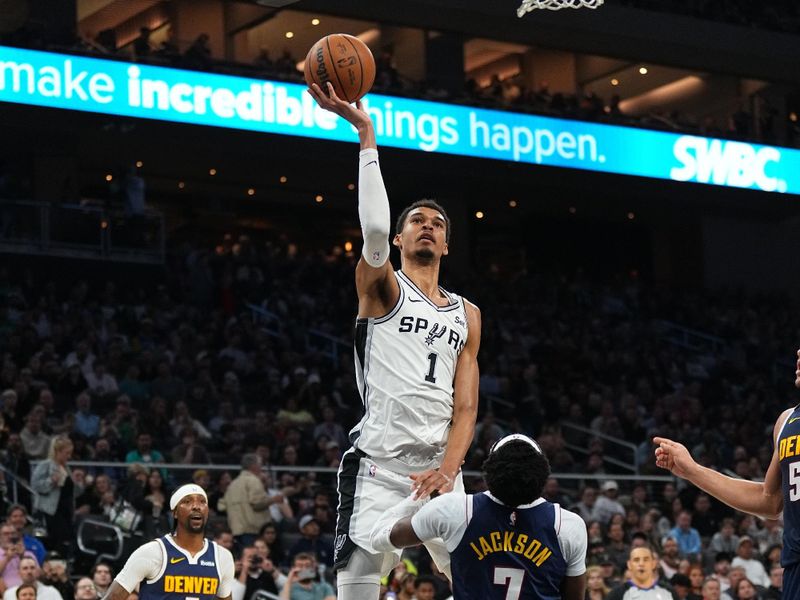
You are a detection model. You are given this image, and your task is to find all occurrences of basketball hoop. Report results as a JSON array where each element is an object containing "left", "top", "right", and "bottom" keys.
[{"left": 517, "top": 0, "right": 603, "bottom": 17}]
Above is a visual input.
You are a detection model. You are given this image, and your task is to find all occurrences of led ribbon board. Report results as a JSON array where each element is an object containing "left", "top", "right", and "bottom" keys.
[{"left": 1, "top": 45, "right": 797, "bottom": 195}]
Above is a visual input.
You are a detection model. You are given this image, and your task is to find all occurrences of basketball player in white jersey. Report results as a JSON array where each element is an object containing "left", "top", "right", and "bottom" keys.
[
  {"left": 99, "top": 484, "right": 235, "bottom": 600},
  {"left": 308, "top": 82, "right": 481, "bottom": 600}
]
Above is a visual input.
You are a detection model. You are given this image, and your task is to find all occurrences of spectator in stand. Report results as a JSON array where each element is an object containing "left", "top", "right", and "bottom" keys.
[
  {"left": 755, "top": 520, "right": 783, "bottom": 555},
  {"left": 702, "top": 577, "right": 722, "bottom": 600},
  {"left": 726, "top": 566, "right": 747, "bottom": 599},
  {"left": 605, "top": 521, "right": 630, "bottom": 574},
  {"left": 732, "top": 537, "right": 769, "bottom": 589},
  {"left": 572, "top": 486, "right": 602, "bottom": 523},
  {"left": 72, "top": 578, "right": 97, "bottom": 600},
  {"left": 764, "top": 566, "right": 783, "bottom": 599},
  {"left": 669, "top": 510, "right": 703, "bottom": 561},
  {"left": 237, "top": 543, "right": 282, "bottom": 596},
  {"left": 55, "top": 362, "right": 87, "bottom": 406},
  {"left": 733, "top": 578, "right": 760, "bottom": 600},
  {"left": 5, "top": 506, "right": 45, "bottom": 565},
  {"left": 692, "top": 494, "right": 720, "bottom": 539},
  {"left": 133, "top": 27, "right": 152, "bottom": 59},
  {"left": 312, "top": 406, "right": 348, "bottom": 450},
  {"left": 259, "top": 522, "right": 287, "bottom": 568},
  {"left": 670, "top": 573, "right": 694, "bottom": 600},
  {"left": 595, "top": 481, "right": 626, "bottom": 524},
  {"left": 586, "top": 565, "right": 611, "bottom": 600},
  {"left": 75, "top": 473, "right": 115, "bottom": 517},
  {"left": 40, "top": 552, "right": 72, "bottom": 600},
  {"left": 118, "top": 365, "right": 149, "bottom": 406},
  {"left": 170, "top": 428, "right": 211, "bottom": 465},
  {"left": 84, "top": 362, "right": 117, "bottom": 399},
  {"left": 2, "top": 557, "right": 62, "bottom": 600},
  {"left": 151, "top": 361, "right": 185, "bottom": 404},
  {"left": 90, "top": 563, "right": 113, "bottom": 597},
  {"left": 63, "top": 342, "right": 94, "bottom": 381},
  {"left": 660, "top": 536, "right": 681, "bottom": 581},
  {"left": 0, "top": 523, "right": 37, "bottom": 595},
  {"left": 221, "top": 454, "right": 279, "bottom": 548},
  {"left": 289, "top": 515, "right": 334, "bottom": 568},
  {"left": 184, "top": 33, "right": 212, "bottom": 70},
  {"left": 711, "top": 519, "right": 740, "bottom": 556},
  {"left": 279, "top": 552, "right": 334, "bottom": 600},
  {"left": 541, "top": 477, "right": 572, "bottom": 507},
  {"left": 20, "top": 415, "right": 50, "bottom": 460},
  {"left": 1, "top": 390, "right": 22, "bottom": 433},
  {"left": 142, "top": 469, "right": 170, "bottom": 538},
  {"left": 31, "top": 436, "right": 81, "bottom": 556},
  {"left": 125, "top": 432, "right": 165, "bottom": 469},
  {"left": 169, "top": 400, "right": 211, "bottom": 441},
  {"left": 72, "top": 393, "right": 99, "bottom": 440}
]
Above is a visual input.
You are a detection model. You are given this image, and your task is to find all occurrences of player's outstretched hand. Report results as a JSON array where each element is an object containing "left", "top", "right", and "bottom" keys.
[
  {"left": 653, "top": 437, "right": 698, "bottom": 479},
  {"left": 307, "top": 82, "right": 371, "bottom": 130},
  {"left": 410, "top": 468, "right": 454, "bottom": 500}
]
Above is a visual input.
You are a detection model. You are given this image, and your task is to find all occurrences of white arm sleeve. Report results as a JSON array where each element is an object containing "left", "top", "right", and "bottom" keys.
[
  {"left": 216, "top": 546, "right": 235, "bottom": 597},
  {"left": 556, "top": 508, "right": 588, "bottom": 576},
  {"left": 115, "top": 541, "right": 163, "bottom": 592},
  {"left": 411, "top": 493, "right": 472, "bottom": 552},
  {"left": 358, "top": 148, "right": 391, "bottom": 267}
]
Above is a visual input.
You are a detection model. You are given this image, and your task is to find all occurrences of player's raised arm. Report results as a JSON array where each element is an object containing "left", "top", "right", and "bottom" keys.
[
  {"left": 307, "top": 82, "right": 399, "bottom": 317},
  {"left": 653, "top": 406, "right": 790, "bottom": 520}
]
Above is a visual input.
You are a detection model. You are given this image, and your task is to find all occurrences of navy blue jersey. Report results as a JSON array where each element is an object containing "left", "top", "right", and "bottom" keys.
[
  {"left": 449, "top": 494, "right": 568, "bottom": 600},
  {"left": 139, "top": 536, "right": 221, "bottom": 600},
  {"left": 779, "top": 406, "right": 800, "bottom": 567}
]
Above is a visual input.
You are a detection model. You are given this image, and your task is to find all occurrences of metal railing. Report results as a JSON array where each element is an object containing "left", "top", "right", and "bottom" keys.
[
  {"left": 0, "top": 199, "right": 165, "bottom": 263},
  {"left": 560, "top": 421, "right": 641, "bottom": 473},
  {"left": 0, "top": 463, "right": 38, "bottom": 506},
  {"left": 653, "top": 319, "right": 726, "bottom": 355}
]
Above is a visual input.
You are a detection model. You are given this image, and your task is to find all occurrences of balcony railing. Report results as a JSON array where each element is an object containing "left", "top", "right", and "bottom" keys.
[{"left": 0, "top": 199, "right": 165, "bottom": 264}]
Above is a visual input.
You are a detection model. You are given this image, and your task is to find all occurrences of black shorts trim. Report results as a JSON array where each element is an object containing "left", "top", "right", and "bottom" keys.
[{"left": 333, "top": 448, "right": 366, "bottom": 571}]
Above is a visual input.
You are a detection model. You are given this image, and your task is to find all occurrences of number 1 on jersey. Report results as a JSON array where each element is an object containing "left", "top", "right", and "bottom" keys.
[
  {"left": 425, "top": 352, "right": 438, "bottom": 383},
  {"left": 493, "top": 567, "right": 524, "bottom": 600}
]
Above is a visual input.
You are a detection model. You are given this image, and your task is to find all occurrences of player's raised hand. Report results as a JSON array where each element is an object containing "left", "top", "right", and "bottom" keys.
[
  {"left": 653, "top": 437, "right": 698, "bottom": 479},
  {"left": 307, "top": 82, "right": 371, "bottom": 129},
  {"left": 410, "top": 468, "right": 454, "bottom": 500}
]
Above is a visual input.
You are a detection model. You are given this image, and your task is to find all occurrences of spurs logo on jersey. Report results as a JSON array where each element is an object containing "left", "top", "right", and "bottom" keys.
[{"left": 351, "top": 270, "right": 469, "bottom": 469}]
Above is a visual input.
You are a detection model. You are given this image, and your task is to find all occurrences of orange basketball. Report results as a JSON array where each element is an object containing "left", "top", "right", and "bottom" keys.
[{"left": 304, "top": 34, "right": 376, "bottom": 103}]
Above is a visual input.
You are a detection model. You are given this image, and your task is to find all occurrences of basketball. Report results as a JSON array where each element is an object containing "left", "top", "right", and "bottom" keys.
[{"left": 304, "top": 34, "right": 376, "bottom": 103}]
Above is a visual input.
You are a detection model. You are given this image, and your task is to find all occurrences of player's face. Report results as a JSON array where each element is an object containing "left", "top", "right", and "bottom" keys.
[
  {"left": 627, "top": 548, "right": 655, "bottom": 587},
  {"left": 175, "top": 493, "right": 209, "bottom": 533},
  {"left": 394, "top": 207, "right": 448, "bottom": 262}
]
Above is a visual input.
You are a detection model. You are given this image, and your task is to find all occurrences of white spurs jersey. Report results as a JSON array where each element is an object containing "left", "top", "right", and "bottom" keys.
[{"left": 351, "top": 270, "right": 469, "bottom": 470}]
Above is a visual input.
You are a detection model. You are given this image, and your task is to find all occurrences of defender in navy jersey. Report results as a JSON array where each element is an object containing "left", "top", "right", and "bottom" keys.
[
  {"left": 308, "top": 82, "right": 481, "bottom": 600},
  {"left": 370, "top": 434, "right": 587, "bottom": 600},
  {"left": 100, "top": 484, "right": 234, "bottom": 600},
  {"left": 654, "top": 348, "right": 800, "bottom": 600}
]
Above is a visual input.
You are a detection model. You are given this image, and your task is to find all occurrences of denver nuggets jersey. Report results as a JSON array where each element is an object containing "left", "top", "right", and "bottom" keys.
[
  {"left": 139, "top": 536, "right": 222, "bottom": 600},
  {"left": 351, "top": 270, "right": 469, "bottom": 469},
  {"left": 450, "top": 495, "right": 567, "bottom": 600},
  {"left": 778, "top": 406, "right": 800, "bottom": 567}
]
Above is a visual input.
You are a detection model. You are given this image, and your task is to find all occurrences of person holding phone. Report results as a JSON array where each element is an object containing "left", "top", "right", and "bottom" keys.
[
  {"left": 0, "top": 523, "right": 36, "bottom": 596},
  {"left": 278, "top": 553, "right": 334, "bottom": 600}
]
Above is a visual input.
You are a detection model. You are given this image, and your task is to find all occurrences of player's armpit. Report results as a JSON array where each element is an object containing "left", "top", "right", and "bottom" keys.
[
  {"left": 101, "top": 581, "right": 133, "bottom": 600},
  {"left": 559, "top": 573, "right": 587, "bottom": 600}
]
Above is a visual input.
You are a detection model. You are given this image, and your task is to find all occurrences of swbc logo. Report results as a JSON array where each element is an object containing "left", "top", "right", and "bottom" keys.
[{"left": 670, "top": 136, "right": 786, "bottom": 193}]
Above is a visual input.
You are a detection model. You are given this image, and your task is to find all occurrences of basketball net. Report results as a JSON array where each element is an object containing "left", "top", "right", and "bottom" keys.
[{"left": 517, "top": 0, "right": 603, "bottom": 17}]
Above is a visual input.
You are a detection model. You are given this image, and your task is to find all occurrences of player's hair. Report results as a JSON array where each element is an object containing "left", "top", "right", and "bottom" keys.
[
  {"left": 482, "top": 440, "right": 550, "bottom": 507},
  {"left": 395, "top": 199, "right": 451, "bottom": 243}
]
